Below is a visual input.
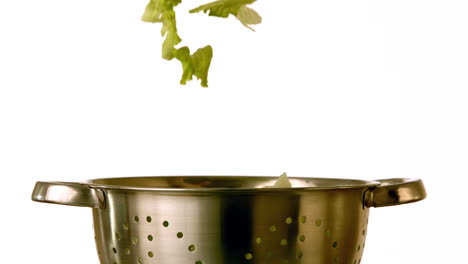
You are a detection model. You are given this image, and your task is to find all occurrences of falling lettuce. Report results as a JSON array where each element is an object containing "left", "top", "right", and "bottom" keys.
[
  {"left": 142, "top": 0, "right": 261, "bottom": 87},
  {"left": 189, "top": 0, "right": 262, "bottom": 31},
  {"left": 175, "top": 45, "right": 213, "bottom": 87}
]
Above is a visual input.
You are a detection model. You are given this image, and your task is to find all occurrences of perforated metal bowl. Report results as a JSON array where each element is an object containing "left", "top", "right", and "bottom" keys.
[{"left": 32, "top": 176, "right": 426, "bottom": 264}]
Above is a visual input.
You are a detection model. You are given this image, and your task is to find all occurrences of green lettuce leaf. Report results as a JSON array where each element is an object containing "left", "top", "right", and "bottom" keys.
[
  {"left": 142, "top": 0, "right": 182, "bottom": 23},
  {"left": 189, "top": 0, "right": 261, "bottom": 31},
  {"left": 236, "top": 5, "right": 262, "bottom": 31},
  {"left": 142, "top": 0, "right": 259, "bottom": 87},
  {"left": 175, "top": 45, "right": 213, "bottom": 87},
  {"left": 142, "top": 0, "right": 213, "bottom": 87}
]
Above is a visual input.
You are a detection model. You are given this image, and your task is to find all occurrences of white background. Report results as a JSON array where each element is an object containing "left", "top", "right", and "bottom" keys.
[{"left": 0, "top": 0, "right": 467, "bottom": 263}]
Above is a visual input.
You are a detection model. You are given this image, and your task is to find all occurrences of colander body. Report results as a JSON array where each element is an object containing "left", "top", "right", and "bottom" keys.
[
  {"left": 32, "top": 176, "right": 426, "bottom": 264},
  {"left": 94, "top": 188, "right": 368, "bottom": 264}
]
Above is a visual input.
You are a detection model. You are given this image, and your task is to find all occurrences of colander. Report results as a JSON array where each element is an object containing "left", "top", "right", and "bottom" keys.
[{"left": 31, "top": 176, "right": 426, "bottom": 264}]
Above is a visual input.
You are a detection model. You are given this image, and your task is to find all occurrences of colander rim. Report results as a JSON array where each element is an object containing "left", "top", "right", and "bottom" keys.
[{"left": 82, "top": 176, "right": 382, "bottom": 192}]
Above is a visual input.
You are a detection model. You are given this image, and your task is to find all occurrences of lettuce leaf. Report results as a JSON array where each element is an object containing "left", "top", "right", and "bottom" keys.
[
  {"left": 142, "top": 0, "right": 182, "bottom": 60},
  {"left": 143, "top": 0, "right": 212, "bottom": 87},
  {"left": 189, "top": 0, "right": 261, "bottom": 31},
  {"left": 235, "top": 5, "right": 262, "bottom": 31},
  {"left": 142, "top": 0, "right": 260, "bottom": 87},
  {"left": 175, "top": 45, "right": 213, "bottom": 87},
  {"left": 189, "top": 0, "right": 256, "bottom": 18}
]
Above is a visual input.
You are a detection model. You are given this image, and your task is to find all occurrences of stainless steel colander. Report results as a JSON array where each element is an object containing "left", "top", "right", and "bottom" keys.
[{"left": 31, "top": 176, "right": 426, "bottom": 264}]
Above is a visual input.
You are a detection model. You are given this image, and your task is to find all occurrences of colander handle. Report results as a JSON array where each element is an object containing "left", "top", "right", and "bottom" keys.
[
  {"left": 365, "top": 178, "right": 427, "bottom": 208},
  {"left": 31, "top": 181, "right": 106, "bottom": 209}
]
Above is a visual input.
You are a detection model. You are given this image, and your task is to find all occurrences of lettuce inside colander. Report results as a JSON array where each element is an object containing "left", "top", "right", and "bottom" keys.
[{"left": 264, "top": 173, "right": 292, "bottom": 188}]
